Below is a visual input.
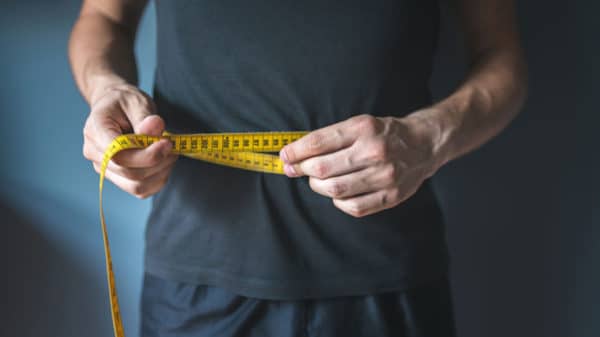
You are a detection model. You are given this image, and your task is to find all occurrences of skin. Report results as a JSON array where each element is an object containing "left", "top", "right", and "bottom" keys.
[
  {"left": 279, "top": 1, "right": 528, "bottom": 217},
  {"left": 69, "top": 0, "right": 177, "bottom": 198},
  {"left": 69, "top": 0, "right": 527, "bottom": 212}
]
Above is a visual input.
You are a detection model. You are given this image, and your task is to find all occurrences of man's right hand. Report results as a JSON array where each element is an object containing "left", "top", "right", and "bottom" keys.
[{"left": 83, "top": 83, "right": 178, "bottom": 199}]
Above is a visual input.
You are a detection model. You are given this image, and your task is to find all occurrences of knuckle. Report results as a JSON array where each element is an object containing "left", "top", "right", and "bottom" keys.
[
  {"left": 353, "top": 114, "right": 371, "bottom": 124},
  {"left": 308, "top": 177, "right": 319, "bottom": 192},
  {"left": 82, "top": 144, "right": 93, "bottom": 160},
  {"left": 355, "top": 114, "right": 378, "bottom": 135},
  {"left": 382, "top": 163, "right": 398, "bottom": 182},
  {"left": 312, "top": 162, "right": 328, "bottom": 178},
  {"left": 137, "top": 94, "right": 154, "bottom": 112},
  {"left": 327, "top": 181, "right": 346, "bottom": 198},
  {"left": 370, "top": 140, "right": 389, "bottom": 162},
  {"left": 348, "top": 209, "right": 366, "bottom": 218},
  {"left": 380, "top": 193, "right": 389, "bottom": 207},
  {"left": 306, "top": 133, "right": 325, "bottom": 151},
  {"left": 343, "top": 154, "right": 354, "bottom": 167},
  {"left": 387, "top": 188, "right": 402, "bottom": 204},
  {"left": 130, "top": 182, "right": 147, "bottom": 198},
  {"left": 112, "top": 88, "right": 127, "bottom": 102},
  {"left": 333, "top": 128, "right": 344, "bottom": 141},
  {"left": 82, "top": 125, "right": 92, "bottom": 139},
  {"left": 130, "top": 91, "right": 155, "bottom": 112},
  {"left": 333, "top": 199, "right": 361, "bottom": 218},
  {"left": 118, "top": 89, "right": 135, "bottom": 107},
  {"left": 346, "top": 200, "right": 365, "bottom": 218}
]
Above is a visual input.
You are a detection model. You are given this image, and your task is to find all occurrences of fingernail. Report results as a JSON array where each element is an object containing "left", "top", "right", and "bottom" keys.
[
  {"left": 283, "top": 164, "right": 298, "bottom": 177},
  {"left": 280, "top": 148, "right": 289, "bottom": 163}
]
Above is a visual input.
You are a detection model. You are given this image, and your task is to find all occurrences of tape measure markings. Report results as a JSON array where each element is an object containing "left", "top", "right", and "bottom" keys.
[{"left": 99, "top": 131, "right": 308, "bottom": 337}]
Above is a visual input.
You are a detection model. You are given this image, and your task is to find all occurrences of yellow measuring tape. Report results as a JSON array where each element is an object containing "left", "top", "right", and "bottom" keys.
[{"left": 99, "top": 131, "right": 308, "bottom": 337}]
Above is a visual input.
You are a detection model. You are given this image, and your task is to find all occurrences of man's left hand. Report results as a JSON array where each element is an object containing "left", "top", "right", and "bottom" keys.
[{"left": 279, "top": 113, "right": 444, "bottom": 218}]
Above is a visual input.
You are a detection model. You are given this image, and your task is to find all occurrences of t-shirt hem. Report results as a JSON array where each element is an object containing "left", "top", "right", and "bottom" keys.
[{"left": 144, "top": 256, "right": 449, "bottom": 300}]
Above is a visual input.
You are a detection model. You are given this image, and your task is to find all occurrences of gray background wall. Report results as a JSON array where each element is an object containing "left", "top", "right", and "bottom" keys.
[{"left": 0, "top": 1, "right": 591, "bottom": 336}]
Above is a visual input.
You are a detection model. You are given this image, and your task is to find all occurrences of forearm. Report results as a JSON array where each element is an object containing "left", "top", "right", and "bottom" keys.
[
  {"left": 68, "top": 12, "right": 138, "bottom": 105},
  {"left": 410, "top": 47, "right": 528, "bottom": 170}
]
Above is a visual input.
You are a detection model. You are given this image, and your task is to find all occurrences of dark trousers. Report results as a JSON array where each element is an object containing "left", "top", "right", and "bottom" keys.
[{"left": 141, "top": 273, "right": 456, "bottom": 337}]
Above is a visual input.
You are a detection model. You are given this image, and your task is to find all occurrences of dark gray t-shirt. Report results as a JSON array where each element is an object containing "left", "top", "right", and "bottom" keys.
[{"left": 146, "top": 0, "right": 449, "bottom": 300}]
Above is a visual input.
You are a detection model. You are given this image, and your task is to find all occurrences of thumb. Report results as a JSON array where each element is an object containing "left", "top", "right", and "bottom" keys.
[
  {"left": 120, "top": 90, "right": 160, "bottom": 134},
  {"left": 95, "top": 120, "right": 124, "bottom": 153},
  {"left": 135, "top": 115, "right": 166, "bottom": 137}
]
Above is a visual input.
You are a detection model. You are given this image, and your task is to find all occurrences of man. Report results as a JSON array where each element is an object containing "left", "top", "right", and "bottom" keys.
[{"left": 69, "top": 0, "right": 527, "bottom": 336}]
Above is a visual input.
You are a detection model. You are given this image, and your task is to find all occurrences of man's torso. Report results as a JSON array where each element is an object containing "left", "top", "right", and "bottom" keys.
[{"left": 146, "top": 0, "right": 448, "bottom": 300}]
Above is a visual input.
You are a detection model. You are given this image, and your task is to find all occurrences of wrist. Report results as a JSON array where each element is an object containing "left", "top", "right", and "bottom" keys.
[
  {"left": 86, "top": 74, "right": 130, "bottom": 106},
  {"left": 401, "top": 108, "right": 454, "bottom": 174}
]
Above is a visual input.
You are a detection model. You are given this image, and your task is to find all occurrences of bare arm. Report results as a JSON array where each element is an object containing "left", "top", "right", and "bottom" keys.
[
  {"left": 280, "top": 0, "right": 528, "bottom": 217},
  {"left": 69, "top": 0, "right": 177, "bottom": 199},
  {"left": 69, "top": 0, "right": 147, "bottom": 103},
  {"left": 414, "top": 0, "right": 528, "bottom": 168}
]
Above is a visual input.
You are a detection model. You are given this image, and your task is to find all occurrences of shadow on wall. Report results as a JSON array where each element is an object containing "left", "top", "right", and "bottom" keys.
[
  {"left": 0, "top": 1, "right": 584, "bottom": 337},
  {"left": 0, "top": 0, "right": 155, "bottom": 335},
  {"left": 0, "top": 194, "right": 112, "bottom": 337}
]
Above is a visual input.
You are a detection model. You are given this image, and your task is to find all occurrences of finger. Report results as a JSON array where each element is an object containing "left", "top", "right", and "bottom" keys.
[
  {"left": 93, "top": 153, "right": 178, "bottom": 181},
  {"left": 107, "top": 113, "right": 167, "bottom": 164},
  {"left": 85, "top": 129, "right": 174, "bottom": 170},
  {"left": 86, "top": 136, "right": 177, "bottom": 186},
  {"left": 308, "top": 164, "right": 398, "bottom": 199},
  {"left": 88, "top": 114, "right": 165, "bottom": 157},
  {"left": 90, "top": 88, "right": 162, "bottom": 150},
  {"left": 112, "top": 154, "right": 177, "bottom": 181},
  {"left": 134, "top": 114, "right": 165, "bottom": 137},
  {"left": 83, "top": 136, "right": 104, "bottom": 163},
  {"left": 87, "top": 113, "right": 125, "bottom": 153},
  {"left": 109, "top": 115, "right": 168, "bottom": 166},
  {"left": 279, "top": 117, "right": 361, "bottom": 164},
  {"left": 84, "top": 115, "right": 172, "bottom": 168},
  {"left": 92, "top": 155, "right": 178, "bottom": 185},
  {"left": 111, "top": 139, "right": 173, "bottom": 168},
  {"left": 94, "top": 162, "right": 171, "bottom": 199},
  {"left": 333, "top": 188, "right": 402, "bottom": 218},
  {"left": 285, "top": 142, "right": 377, "bottom": 178},
  {"left": 284, "top": 146, "right": 359, "bottom": 178},
  {"left": 119, "top": 90, "right": 158, "bottom": 133}
]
